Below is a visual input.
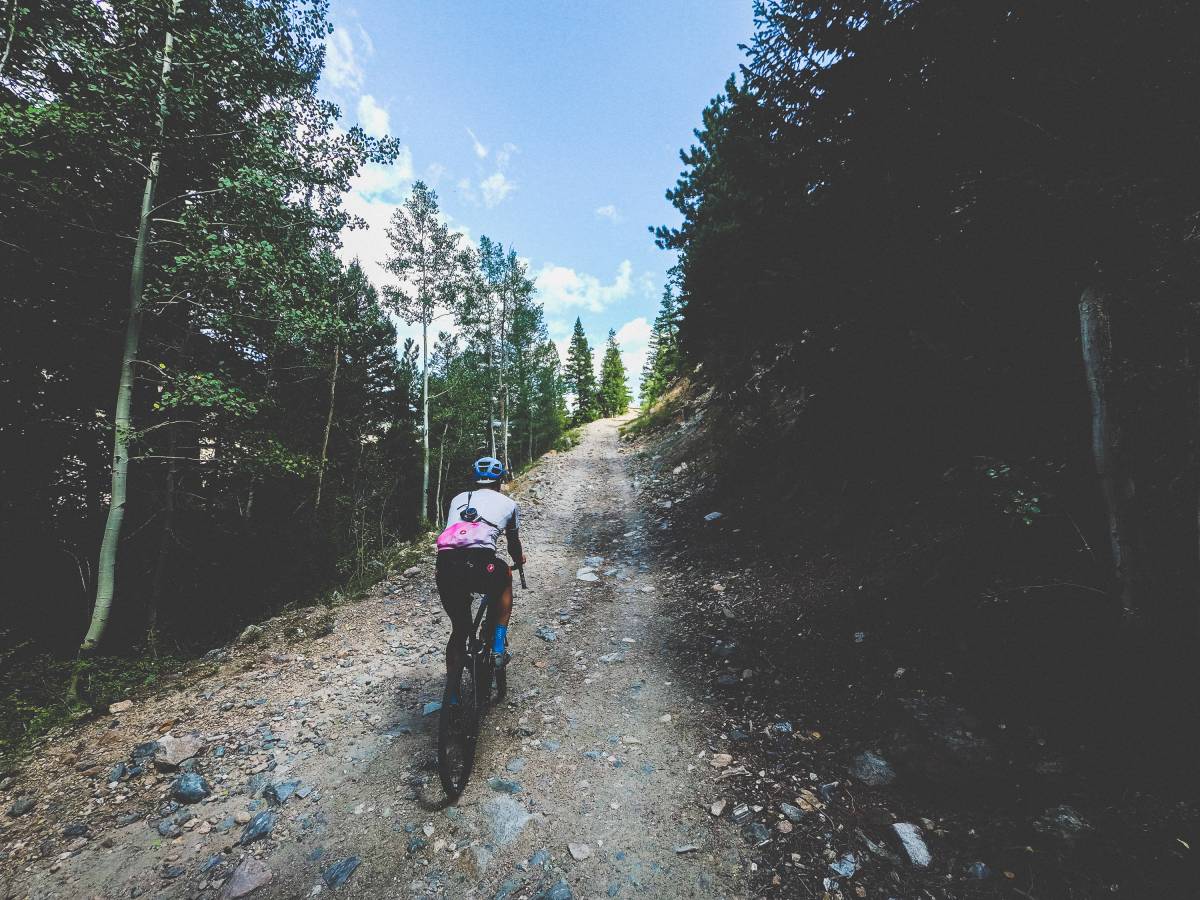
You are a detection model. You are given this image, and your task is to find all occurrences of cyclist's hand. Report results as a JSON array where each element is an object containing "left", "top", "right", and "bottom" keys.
[{"left": 519, "top": 553, "right": 527, "bottom": 565}]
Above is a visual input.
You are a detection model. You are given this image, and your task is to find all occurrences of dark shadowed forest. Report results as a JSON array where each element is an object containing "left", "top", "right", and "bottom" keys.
[{"left": 643, "top": 0, "right": 1200, "bottom": 792}]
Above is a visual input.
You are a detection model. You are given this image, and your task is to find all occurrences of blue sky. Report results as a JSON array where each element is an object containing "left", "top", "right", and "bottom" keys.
[{"left": 321, "top": 1, "right": 752, "bottom": 396}]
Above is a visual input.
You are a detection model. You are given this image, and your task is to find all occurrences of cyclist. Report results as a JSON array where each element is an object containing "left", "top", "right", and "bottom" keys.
[{"left": 434, "top": 456, "right": 526, "bottom": 702}]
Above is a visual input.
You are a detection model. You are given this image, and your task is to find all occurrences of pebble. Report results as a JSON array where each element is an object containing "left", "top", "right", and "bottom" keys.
[
  {"left": 535, "top": 626, "right": 558, "bottom": 642},
  {"left": 709, "top": 753, "right": 733, "bottom": 768},
  {"left": 543, "top": 880, "right": 574, "bottom": 900},
  {"left": 710, "top": 799, "right": 727, "bottom": 817},
  {"left": 264, "top": 779, "right": 302, "bottom": 805},
  {"left": 966, "top": 861, "right": 992, "bottom": 879},
  {"left": 238, "top": 810, "right": 277, "bottom": 846},
  {"left": 322, "top": 856, "right": 361, "bottom": 888},
  {"left": 487, "top": 777, "right": 523, "bottom": 794},
  {"left": 830, "top": 852, "right": 858, "bottom": 877},
  {"left": 779, "top": 802, "right": 805, "bottom": 823},
  {"left": 154, "top": 733, "right": 205, "bottom": 770},
  {"left": 850, "top": 750, "right": 896, "bottom": 786},
  {"left": 484, "top": 796, "right": 531, "bottom": 845},
  {"left": 506, "top": 758, "right": 527, "bottom": 773},
  {"left": 568, "top": 842, "right": 592, "bottom": 861},
  {"left": 892, "top": 822, "right": 932, "bottom": 867},
  {"left": 221, "top": 855, "right": 272, "bottom": 898},
  {"left": 171, "top": 773, "right": 211, "bottom": 804},
  {"left": 7, "top": 797, "right": 35, "bottom": 818},
  {"left": 157, "top": 818, "right": 181, "bottom": 838},
  {"left": 746, "top": 822, "right": 771, "bottom": 846}
]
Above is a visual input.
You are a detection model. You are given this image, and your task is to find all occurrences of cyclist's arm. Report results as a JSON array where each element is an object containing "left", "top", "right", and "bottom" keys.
[{"left": 505, "top": 508, "right": 525, "bottom": 565}]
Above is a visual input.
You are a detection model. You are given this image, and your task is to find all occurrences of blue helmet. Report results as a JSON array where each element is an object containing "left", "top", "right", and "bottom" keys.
[{"left": 473, "top": 456, "right": 506, "bottom": 484}]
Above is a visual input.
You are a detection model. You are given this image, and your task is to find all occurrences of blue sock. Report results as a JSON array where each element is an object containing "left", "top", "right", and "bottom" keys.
[{"left": 492, "top": 624, "right": 508, "bottom": 654}]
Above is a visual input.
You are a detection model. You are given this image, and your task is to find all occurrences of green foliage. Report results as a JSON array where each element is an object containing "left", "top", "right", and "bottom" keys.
[
  {"left": 640, "top": 285, "right": 684, "bottom": 408},
  {"left": 564, "top": 318, "right": 599, "bottom": 424},
  {"left": 157, "top": 372, "right": 257, "bottom": 417},
  {"left": 620, "top": 381, "right": 687, "bottom": 440},
  {"left": 598, "top": 329, "right": 631, "bottom": 417},
  {"left": 0, "top": 647, "right": 185, "bottom": 766}
]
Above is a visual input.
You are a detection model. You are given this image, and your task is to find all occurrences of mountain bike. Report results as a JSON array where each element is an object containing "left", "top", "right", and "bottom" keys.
[{"left": 437, "top": 566, "right": 525, "bottom": 798}]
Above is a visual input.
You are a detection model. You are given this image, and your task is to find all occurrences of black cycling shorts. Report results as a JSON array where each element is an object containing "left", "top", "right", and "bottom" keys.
[{"left": 435, "top": 549, "right": 511, "bottom": 618}]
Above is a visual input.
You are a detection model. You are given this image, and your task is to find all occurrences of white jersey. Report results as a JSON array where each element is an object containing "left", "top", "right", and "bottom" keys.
[{"left": 443, "top": 488, "right": 519, "bottom": 553}]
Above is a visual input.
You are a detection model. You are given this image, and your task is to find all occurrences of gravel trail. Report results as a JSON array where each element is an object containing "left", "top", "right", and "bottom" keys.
[{"left": 1, "top": 418, "right": 754, "bottom": 899}]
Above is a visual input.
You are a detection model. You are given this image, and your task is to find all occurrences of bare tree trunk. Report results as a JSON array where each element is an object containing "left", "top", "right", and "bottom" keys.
[
  {"left": 435, "top": 422, "right": 448, "bottom": 517},
  {"left": 1079, "top": 286, "right": 1137, "bottom": 617},
  {"left": 501, "top": 384, "right": 510, "bottom": 473},
  {"left": 73, "top": 0, "right": 181, "bottom": 697},
  {"left": 147, "top": 431, "right": 177, "bottom": 657},
  {"left": 315, "top": 338, "right": 340, "bottom": 510},
  {"left": 421, "top": 319, "right": 430, "bottom": 520},
  {"left": 498, "top": 287, "right": 508, "bottom": 470},
  {"left": 0, "top": 0, "right": 18, "bottom": 78}
]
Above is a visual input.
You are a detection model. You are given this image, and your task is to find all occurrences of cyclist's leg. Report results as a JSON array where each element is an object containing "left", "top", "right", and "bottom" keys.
[
  {"left": 435, "top": 556, "right": 473, "bottom": 700},
  {"left": 484, "top": 559, "right": 513, "bottom": 655}
]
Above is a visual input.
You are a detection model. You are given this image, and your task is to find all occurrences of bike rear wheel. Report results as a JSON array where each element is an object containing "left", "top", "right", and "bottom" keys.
[{"left": 437, "top": 663, "right": 481, "bottom": 798}]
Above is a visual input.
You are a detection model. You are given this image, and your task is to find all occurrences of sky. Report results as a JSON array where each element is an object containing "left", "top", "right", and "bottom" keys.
[{"left": 321, "top": 1, "right": 753, "bottom": 399}]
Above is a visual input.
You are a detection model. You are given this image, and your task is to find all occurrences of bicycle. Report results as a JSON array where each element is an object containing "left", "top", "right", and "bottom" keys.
[{"left": 437, "top": 566, "right": 525, "bottom": 798}]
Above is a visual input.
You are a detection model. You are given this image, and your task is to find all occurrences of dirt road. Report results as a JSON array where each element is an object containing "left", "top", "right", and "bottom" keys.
[{"left": 1, "top": 418, "right": 755, "bottom": 899}]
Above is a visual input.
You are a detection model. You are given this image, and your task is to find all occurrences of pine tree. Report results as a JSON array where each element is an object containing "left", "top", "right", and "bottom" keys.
[
  {"left": 564, "top": 318, "right": 598, "bottom": 424},
  {"left": 640, "top": 286, "right": 683, "bottom": 407},
  {"left": 598, "top": 329, "right": 631, "bottom": 417}
]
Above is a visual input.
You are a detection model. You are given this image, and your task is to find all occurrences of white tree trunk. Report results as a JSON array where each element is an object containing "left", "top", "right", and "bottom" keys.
[
  {"left": 421, "top": 318, "right": 430, "bottom": 521},
  {"left": 1079, "top": 286, "right": 1137, "bottom": 616},
  {"left": 80, "top": 0, "right": 181, "bottom": 661},
  {"left": 315, "top": 338, "right": 340, "bottom": 510}
]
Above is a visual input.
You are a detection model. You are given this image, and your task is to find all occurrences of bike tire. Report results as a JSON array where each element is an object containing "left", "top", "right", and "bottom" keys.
[
  {"left": 437, "top": 664, "right": 479, "bottom": 798},
  {"left": 494, "top": 660, "right": 507, "bottom": 700}
]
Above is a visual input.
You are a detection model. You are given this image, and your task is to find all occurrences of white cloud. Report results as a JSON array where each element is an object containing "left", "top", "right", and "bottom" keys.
[
  {"left": 337, "top": 147, "right": 414, "bottom": 301},
  {"left": 456, "top": 176, "right": 478, "bottom": 204},
  {"left": 615, "top": 316, "right": 652, "bottom": 347},
  {"left": 480, "top": 171, "right": 516, "bottom": 207},
  {"left": 495, "top": 142, "right": 518, "bottom": 170},
  {"left": 324, "top": 27, "right": 364, "bottom": 93},
  {"left": 354, "top": 23, "right": 375, "bottom": 59},
  {"left": 534, "top": 260, "right": 633, "bottom": 314},
  {"left": 595, "top": 204, "right": 621, "bottom": 223},
  {"left": 356, "top": 94, "right": 390, "bottom": 136},
  {"left": 425, "top": 162, "right": 447, "bottom": 186},
  {"left": 466, "top": 127, "right": 488, "bottom": 159},
  {"left": 349, "top": 148, "right": 413, "bottom": 200}
]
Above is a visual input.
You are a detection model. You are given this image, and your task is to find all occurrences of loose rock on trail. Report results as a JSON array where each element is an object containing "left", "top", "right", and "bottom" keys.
[{"left": 0, "top": 418, "right": 756, "bottom": 899}]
